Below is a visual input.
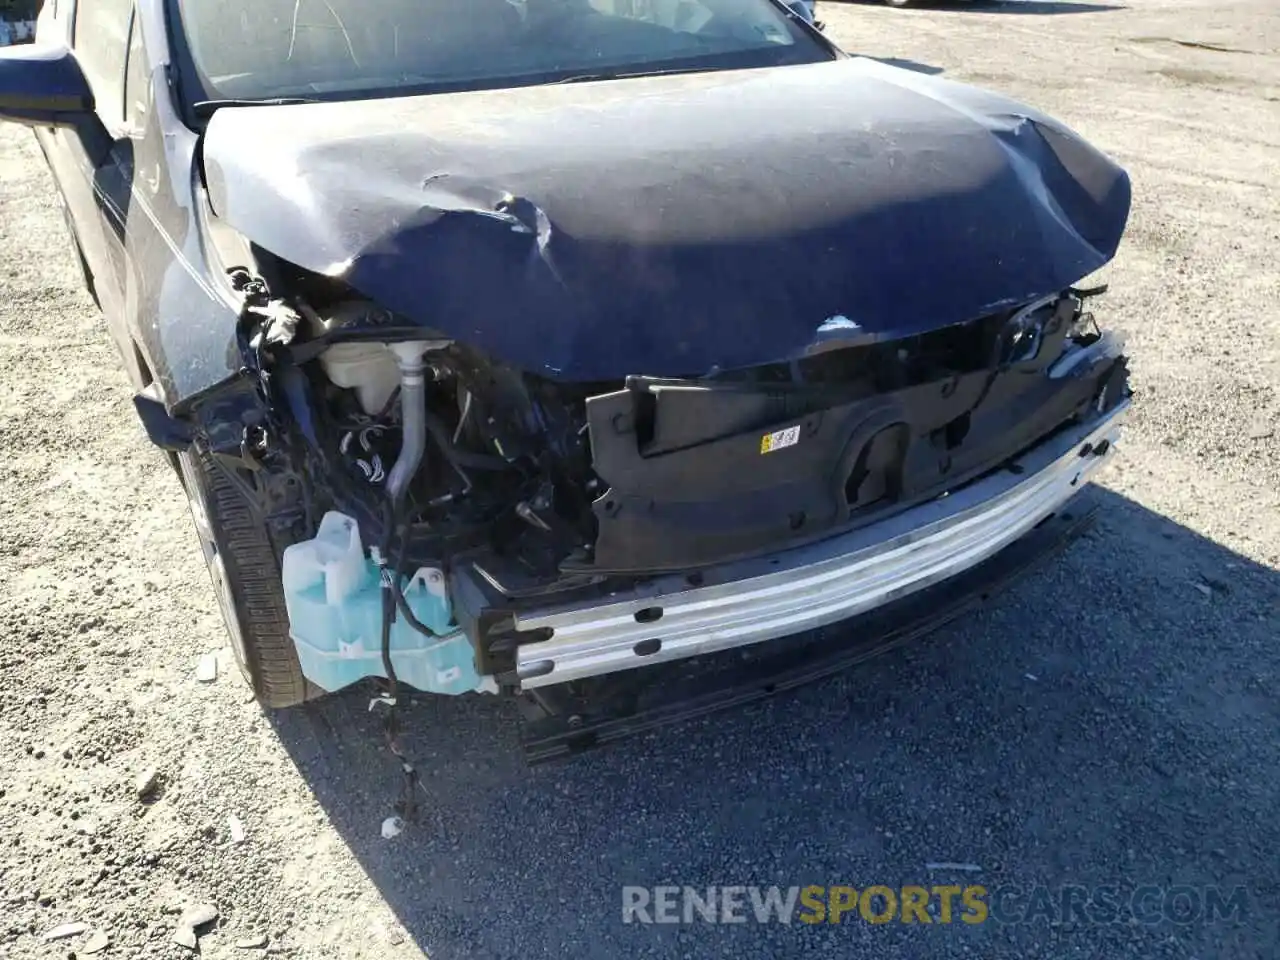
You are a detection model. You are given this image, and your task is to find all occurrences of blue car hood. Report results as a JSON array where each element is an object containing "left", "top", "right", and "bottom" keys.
[{"left": 202, "top": 57, "right": 1130, "bottom": 381}]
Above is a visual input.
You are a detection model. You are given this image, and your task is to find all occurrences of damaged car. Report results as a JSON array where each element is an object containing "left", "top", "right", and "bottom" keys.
[{"left": 0, "top": 0, "right": 1130, "bottom": 724}]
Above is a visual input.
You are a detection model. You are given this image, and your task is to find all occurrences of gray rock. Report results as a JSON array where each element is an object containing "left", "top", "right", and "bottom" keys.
[
  {"left": 173, "top": 924, "right": 198, "bottom": 950},
  {"left": 1246, "top": 418, "right": 1275, "bottom": 440},
  {"left": 235, "top": 933, "right": 270, "bottom": 950},
  {"left": 41, "top": 921, "right": 88, "bottom": 942},
  {"left": 82, "top": 929, "right": 110, "bottom": 954},
  {"left": 178, "top": 903, "right": 218, "bottom": 929},
  {"left": 195, "top": 653, "right": 219, "bottom": 683},
  {"left": 134, "top": 767, "right": 161, "bottom": 801},
  {"left": 172, "top": 902, "right": 218, "bottom": 950}
]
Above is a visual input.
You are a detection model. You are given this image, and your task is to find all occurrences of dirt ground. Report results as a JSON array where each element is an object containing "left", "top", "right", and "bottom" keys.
[{"left": 1, "top": 0, "right": 1277, "bottom": 957}]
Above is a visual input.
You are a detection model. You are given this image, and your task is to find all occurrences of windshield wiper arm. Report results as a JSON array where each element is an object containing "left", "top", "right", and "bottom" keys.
[
  {"left": 192, "top": 97, "right": 323, "bottom": 118},
  {"left": 553, "top": 66, "right": 710, "bottom": 84}
]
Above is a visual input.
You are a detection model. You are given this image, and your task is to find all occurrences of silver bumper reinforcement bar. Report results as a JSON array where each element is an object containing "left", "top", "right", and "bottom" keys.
[{"left": 514, "top": 403, "right": 1129, "bottom": 689}]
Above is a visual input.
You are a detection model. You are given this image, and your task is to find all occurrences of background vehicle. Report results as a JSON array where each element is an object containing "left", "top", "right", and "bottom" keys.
[{"left": 784, "top": 0, "right": 819, "bottom": 21}]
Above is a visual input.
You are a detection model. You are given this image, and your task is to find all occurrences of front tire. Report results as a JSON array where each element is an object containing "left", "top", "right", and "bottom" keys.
[{"left": 178, "top": 447, "right": 312, "bottom": 708}]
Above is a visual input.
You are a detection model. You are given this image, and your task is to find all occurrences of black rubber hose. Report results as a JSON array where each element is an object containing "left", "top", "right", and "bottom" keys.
[{"left": 422, "top": 408, "right": 510, "bottom": 472}]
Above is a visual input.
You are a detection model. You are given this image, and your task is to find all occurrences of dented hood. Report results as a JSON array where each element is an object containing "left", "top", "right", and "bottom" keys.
[{"left": 201, "top": 58, "right": 1130, "bottom": 380}]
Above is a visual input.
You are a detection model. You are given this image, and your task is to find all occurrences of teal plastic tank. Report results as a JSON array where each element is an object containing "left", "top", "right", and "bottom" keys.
[{"left": 280, "top": 512, "right": 492, "bottom": 696}]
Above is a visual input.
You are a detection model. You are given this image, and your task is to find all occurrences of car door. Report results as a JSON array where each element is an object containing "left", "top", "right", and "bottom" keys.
[
  {"left": 36, "top": 0, "right": 134, "bottom": 331},
  {"left": 30, "top": 0, "right": 99, "bottom": 297},
  {"left": 96, "top": 3, "right": 149, "bottom": 341}
]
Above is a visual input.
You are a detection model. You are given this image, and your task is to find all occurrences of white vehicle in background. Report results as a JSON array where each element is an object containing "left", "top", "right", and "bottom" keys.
[{"left": 783, "top": 0, "right": 819, "bottom": 22}]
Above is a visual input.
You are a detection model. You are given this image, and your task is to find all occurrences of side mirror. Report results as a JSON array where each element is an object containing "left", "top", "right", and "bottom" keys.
[{"left": 0, "top": 43, "right": 94, "bottom": 128}]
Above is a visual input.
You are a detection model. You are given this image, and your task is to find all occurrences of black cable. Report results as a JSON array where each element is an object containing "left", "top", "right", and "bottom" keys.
[
  {"left": 377, "top": 500, "right": 419, "bottom": 824},
  {"left": 373, "top": 384, "right": 500, "bottom": 823},
  {"left": 394, "top": 582, "right": 443, "bottom": 639},
  {"left": 378, "top": 563, "right": 399, "bottom": 700},
  {"left": 422, "top": 408, "right": 510, "bottom": 472},
  {"left": 390, "top": 533, "right": 446, "bottom": 640},
  {"left": 377, "top": 500, "right": 402, "bottom": 698}
]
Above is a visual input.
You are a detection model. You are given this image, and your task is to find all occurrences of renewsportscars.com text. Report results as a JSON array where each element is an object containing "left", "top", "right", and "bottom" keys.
[{"left": 621, "top": 884, "right": 1249, "bottom": 926}]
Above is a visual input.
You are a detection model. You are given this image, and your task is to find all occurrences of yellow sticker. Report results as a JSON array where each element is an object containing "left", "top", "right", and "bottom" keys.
[{"left": 760, "top": 425, "right": 801, "bottom": 454}]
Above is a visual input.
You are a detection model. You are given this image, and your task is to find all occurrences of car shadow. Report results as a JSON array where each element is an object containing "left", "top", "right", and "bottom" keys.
[{"left": 269, "top": 486, "right": 1279, "bottom": 958}]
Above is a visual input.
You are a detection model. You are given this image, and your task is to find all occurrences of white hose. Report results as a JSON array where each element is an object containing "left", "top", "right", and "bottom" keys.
[{"left": 386, "top": 342, "right": 433, "bottom": 505}]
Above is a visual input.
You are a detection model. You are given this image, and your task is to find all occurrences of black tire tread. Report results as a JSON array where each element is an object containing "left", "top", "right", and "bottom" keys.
[{"left": 187, "top": 449, "right": 311, "bottom": 709}]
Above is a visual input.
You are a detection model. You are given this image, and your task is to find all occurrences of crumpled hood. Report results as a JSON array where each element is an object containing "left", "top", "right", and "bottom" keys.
[{"left": 202, "top": 57, "right": 1130, "bottom": 380}]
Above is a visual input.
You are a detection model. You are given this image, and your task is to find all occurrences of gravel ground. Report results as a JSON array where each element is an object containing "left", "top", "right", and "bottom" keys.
[{"left": 1, "top": 0, "right": 1278, "bottom": 957}]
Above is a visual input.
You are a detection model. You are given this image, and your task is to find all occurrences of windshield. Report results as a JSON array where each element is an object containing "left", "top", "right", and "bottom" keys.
[{"left": 170, "top": 0, "right": 830, "bottom": 106}]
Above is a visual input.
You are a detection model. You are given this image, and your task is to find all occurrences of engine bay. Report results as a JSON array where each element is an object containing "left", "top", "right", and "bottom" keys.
[
  {"left": 214, "top": 270, "right": 1128, "bottom": 609},
  {"left": 127, "top": 255, "right": 1134, "bottom": 703}
]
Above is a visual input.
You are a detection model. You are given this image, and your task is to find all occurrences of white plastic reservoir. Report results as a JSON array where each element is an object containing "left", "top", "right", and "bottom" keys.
[{"left": 281, "top": 512, "right": 491, "bottom": 695}]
